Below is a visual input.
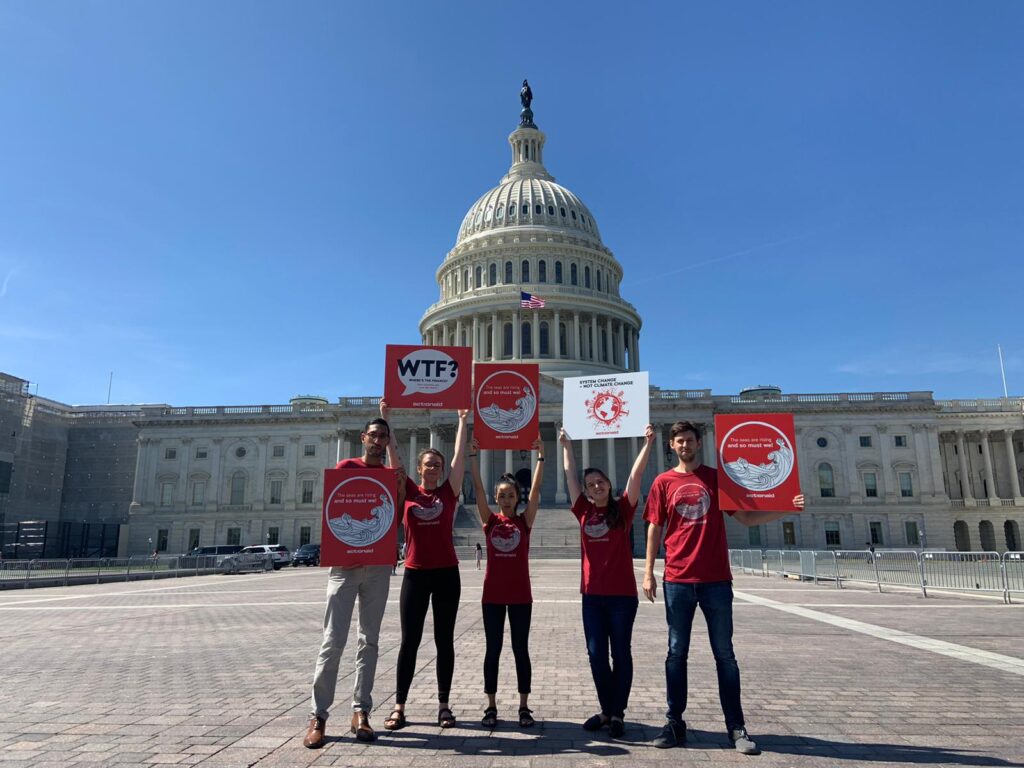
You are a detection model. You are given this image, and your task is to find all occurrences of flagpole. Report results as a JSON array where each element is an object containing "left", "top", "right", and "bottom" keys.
[{"left": 997, "top": 345, "right": 1008, "bottom": 398}]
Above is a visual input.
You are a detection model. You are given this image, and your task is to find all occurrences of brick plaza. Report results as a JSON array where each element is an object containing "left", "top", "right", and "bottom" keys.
[{"left": 1, "top": 560, "right": 1022, "bottom": 767}]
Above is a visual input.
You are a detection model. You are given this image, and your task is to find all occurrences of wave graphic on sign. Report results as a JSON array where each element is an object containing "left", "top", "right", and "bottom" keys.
[
  {"left": 723, "top": 437, "right": 794, "bottom": 491},
  {"left": 478, "top": 376, "right": 536, "bottom": 434},
  {"left": 329, "top": 493, "right": 394, "bottom": 546}
]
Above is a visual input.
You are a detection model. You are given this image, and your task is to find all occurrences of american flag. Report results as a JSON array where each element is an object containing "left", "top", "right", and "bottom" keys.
[{"left": 520, "top": 291, "right": 546, "bottom": 309}]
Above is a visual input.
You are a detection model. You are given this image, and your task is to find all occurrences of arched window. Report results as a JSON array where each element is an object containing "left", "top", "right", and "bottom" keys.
[
  {"left": 555, "top": 261, "right": 563, "bottom": 284},
  {"left": 522, "top": 204, "right": 529, "bottom": 216},
  {"left": 508, "top": 204, "right": 516, "bottom": 217},
  {"left": 584, "top": 266, "right": 591, "bottom": 288},
  {"left": 504, "top": 261, "right": 513, "bottom": 284},
  {"left": 230, "top": 472, "right": 246, "bottom": 506},
  {"left": 570, "top": 264, "right": 578, "bottom": 285},
  {"left": 559, "top": 322, "right": 567, "bottom": 358},
  {"left": 502, "top": 322, "right": 513, "bottom": 358},
  {"left": 475, "top": 266, "right": 482, "bottom": 289},
  {"left": 979, "top": 520, "right": 996, "bottom": 551},
  {"left": 535, "top": 204, "right": 542, "bottom": 215},
  {"left": 597, "top": 270, "right": 602, "bottom": 291},
  {"left": 547, "top": 205, "right": 554, "bottom": 215},
  {"left": 1005, "top": 520, "right": 1021, "bottom": 551},
  {"left": 463, "top": 269, "right": 469, "bottom": 293},
  {"left": 521, "top": 322, "right": 532, "bottom": 357},
  {"left": 540, "top": 322, "right": 549, "bottom": 356},
  {"left": 538, "top": 260, "right": 547, "bottom": 283},
  {"left": 521, "top": 260, "right": 530, "bottom": 283},
  {"left": 818, "top": 463, "right": 835, "bottom": 497},
  {"left": 488, "top": 263, "right": 497, "bottom": 286}
]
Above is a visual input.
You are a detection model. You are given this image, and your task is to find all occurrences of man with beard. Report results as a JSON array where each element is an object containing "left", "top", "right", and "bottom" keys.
[
  {"left": 305, "top": 401, "right": 405, "bottom": 749},
  {"left": 643, "top": 421, "right": 804, "bottom": 755}
]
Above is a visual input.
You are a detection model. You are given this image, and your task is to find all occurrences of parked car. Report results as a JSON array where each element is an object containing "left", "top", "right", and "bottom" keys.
[
  {"left": 240, "top": 544, "right": 290, "bottom": 570},
  {"left": 218, "top": 549, "right": 275, "bottom": 574},
  {"left": 291, "top": 544, "right": 321, "bottom": 567},
  {"left": 180, "top": 545, "right": 244, "bottom": 570}
]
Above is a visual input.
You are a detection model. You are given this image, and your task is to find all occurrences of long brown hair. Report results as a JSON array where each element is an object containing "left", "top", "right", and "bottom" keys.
[{"left": 583, "top": 467, "right": 622, "bottom": 529}]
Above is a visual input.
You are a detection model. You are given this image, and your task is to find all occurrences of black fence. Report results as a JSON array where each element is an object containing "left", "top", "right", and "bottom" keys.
[{"left": 0, "top": 520, "right": 121, "bottom": 560}]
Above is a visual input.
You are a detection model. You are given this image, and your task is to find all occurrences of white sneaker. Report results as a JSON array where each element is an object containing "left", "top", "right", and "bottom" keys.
[{"left": 730, "top": 727, "right": 759, "bottom": 755}]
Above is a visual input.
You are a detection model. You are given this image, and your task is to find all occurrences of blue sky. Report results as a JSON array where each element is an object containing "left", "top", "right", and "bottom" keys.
[{"left": 1, "top": 1, "right": 1021, "bottom": 406}]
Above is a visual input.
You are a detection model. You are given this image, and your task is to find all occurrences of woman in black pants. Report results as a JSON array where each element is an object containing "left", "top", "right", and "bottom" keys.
[
  {"left": 469, "top": 436, "right": 544, "bottom": 728},
  {"left": 384, "top": 409, "right": 469, "bottom": 731}
]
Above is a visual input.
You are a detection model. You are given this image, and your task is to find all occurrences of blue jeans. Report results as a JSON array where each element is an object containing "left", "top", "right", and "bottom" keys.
[
  {"left": 663, "top": 580, "right": 744, "bottom": 731},
  {"left": 581, "top": 594, "right": 638, "bottom": 719}
]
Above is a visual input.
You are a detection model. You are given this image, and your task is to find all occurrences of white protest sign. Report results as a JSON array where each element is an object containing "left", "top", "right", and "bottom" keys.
[{"left": 561, "top": 371, "right": 649, "bottom": 439}]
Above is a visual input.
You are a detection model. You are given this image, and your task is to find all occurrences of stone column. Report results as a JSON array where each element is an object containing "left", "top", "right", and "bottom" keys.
[
  {"left": 553, "top": 310, "right": 561, "bottom": 358},
  {"left": 455, "top": 318, "right": 463, "bottom": 348},
  {"left": 408, "top": 430, "right": 418, "bottom": 470},
  {"left": 430, "top": 426, "right": 440, "bottom": 451},
  {"left": 979, "top": 430, "right": 998, "bottom": 501},
  {"left": 491, "top": 312, "right": 499, "bottom": 361},
  {"left": 927, "top": 427, "right": 948, "bottom": 499},
  {"left": 255, "top": 436, "right": 270, "bottom": 511},
  {"left": 1004, "top": 430, "right": 1023, "bottom": 502},
  {"left": 130, "top": 437, "right": 147, "bottom": 510},
  {"left": 472, "top": 316, "right": 480, "bottom": 360},
  {"left": 573, "top": 312, "right": 581, "bottom": 361},
  {"left": 555, "top": 432, "right": 567, "bottom": 503},
  {"left": 441, "top": 321, "right": 449, "bottom": 346},
  {"left": 581, "top": 439, "right": 590, "bottom": 473},
  {"left": 531, "top": 312, "right": 539, "bottom": 359},
  {"left": 513, "top": 310, "right": 520, "bottom": 358},
  {"left": 633, "top": 328, "right": 640, "bottom": 370},
  {"left": 656, "top": 425, "right": 666, "bottom": 473},
  {"left": 605, "top": 317, "right": 613, "bottom": 364},
  {"left": 591, "top": 315, "right": 599, "bottom": 361},
  {"left": 607, "top": 437, "right": 618, "bottom": 491},
  {"left": 911, "top": 424, "right": 932, "bottom": 497},
  {"left": 480, "top": 449, "right": 491, "bottom": 497},
  {"left": 878, "top": 426, "right": 896, "bottom": 499},
  {"left": 956, "top": 430, "right": 974, "bottom": 503},
  {"left": 703, "top": 422, "right": 717, "bottom": 468},
  {"left": 209, "top": 438, "right": 223, "bottom": 510},
  {"left": 176, "top": 438, "right": 192, "bottom": 508},
  {"left": 841, "top": 426, "right": 860, "bottom": 502},
  {"left": 505, "top": 449, "right": 514, "bottom": 475}
]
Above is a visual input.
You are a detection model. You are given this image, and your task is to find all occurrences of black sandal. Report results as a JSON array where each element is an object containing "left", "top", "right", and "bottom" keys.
[
  {"left": 480, "top": 707, "right": 498, "bottom": 727},
  {"left": 383, "top": 709, "right": 406, "bottom": 731},
  {"left": 582, "top": 713, "right": 609, "bottom": 731},
  {"left": 438, "top": 707, "right": 457, "bottom": 728},
  {"left": 518, "top": 707, "right": 535, "bottom": 728}
]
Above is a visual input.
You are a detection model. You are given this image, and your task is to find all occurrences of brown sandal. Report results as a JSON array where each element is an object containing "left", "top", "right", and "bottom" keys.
[
  {"left": 383, "top": 709, "right": 406, "bottom": 730},
  {"left": 438, "top": 707, "right": 457, "bottom": 728}
]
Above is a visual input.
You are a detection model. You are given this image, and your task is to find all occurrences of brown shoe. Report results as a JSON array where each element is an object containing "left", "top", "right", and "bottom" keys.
[
  {"left": 303, "top": 715, "right": 326, "bottom": 749},
  {"left": 351, "top": 710, "right": 376, "bottom": 742}
]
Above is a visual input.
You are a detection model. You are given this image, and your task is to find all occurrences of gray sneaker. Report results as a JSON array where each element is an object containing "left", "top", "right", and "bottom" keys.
[
  {"left": 653, "top": 719, "right": 686, "bottom": 748},
  {"left": 730, "top": 727, "right": 759, "bottom": 755}
]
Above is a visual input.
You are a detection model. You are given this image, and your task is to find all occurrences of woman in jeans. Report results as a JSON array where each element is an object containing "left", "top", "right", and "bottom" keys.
[
  {"left": 559, "top": 424, "right": 655, "bottom": 738},
  {"left": 384, "top": 409, "right": 469, "bottom": 731},
  {"left": 468, "top": 436, "right": 544, "bottom": 728}
]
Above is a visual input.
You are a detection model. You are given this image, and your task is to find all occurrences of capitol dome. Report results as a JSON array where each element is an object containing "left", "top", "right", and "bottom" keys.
[{"left": 420, "top": 85, "right": 641, "bottom": 379}]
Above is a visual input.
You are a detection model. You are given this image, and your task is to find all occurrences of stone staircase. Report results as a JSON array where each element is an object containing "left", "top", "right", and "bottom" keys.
[{"left": 452, "top": 504, "right": 583, "bottom": 559}]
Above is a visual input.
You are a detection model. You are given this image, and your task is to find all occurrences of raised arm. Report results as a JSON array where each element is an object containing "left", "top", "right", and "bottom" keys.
[
  {"left": 623, "top": 424, "right": 656, "bottom": 507},
  {"left": 559, "top": 427, "right": 583, "bottom": 504},
  {"left": 446, "top": 409, "right": 470, "bottom": 496},
  {"left": 524, "top": 436, "right": 545, "bottom": 528},
  {"left": 380, "top": 399, "right": 406, "bottom": 506},
  {"left": 468, "top": 437, "right": 492, "bottom": 526}
]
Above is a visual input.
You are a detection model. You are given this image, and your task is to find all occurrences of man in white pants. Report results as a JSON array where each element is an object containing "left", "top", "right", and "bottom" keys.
[{"left": 305, "top": 402, "right": 404, "bottom": 749}]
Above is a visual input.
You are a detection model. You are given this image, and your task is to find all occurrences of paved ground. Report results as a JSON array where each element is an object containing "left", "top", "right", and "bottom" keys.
[{"left": 1, "top": 560, "right": 1022, "bottom": 768}]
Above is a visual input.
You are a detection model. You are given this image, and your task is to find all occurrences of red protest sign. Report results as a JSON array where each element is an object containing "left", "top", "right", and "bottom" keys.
[
  {"left": 384, "top": 345, "right": 473, "bottom": 410},
  {"left": 321, "top": 467, "right": 398, "bottom": 567},
  {"left": 715, "top": 413, "right": 802, "bottom": 512},
  {"left": 473, "top": 363, "right": 540, "bottom": 450}
]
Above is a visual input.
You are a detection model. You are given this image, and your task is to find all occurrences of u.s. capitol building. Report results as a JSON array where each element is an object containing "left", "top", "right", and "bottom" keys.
[{"left": 2, "top": 95, "right": 1022, "bottom": 557}]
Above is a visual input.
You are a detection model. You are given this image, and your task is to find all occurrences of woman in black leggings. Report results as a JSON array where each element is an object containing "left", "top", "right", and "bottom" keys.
[
  {"left": 469, "top": 436, "right": 544, "bottom": 728},
  {"left": 384, "top": 410, "right": 468, "bottom": 730}
]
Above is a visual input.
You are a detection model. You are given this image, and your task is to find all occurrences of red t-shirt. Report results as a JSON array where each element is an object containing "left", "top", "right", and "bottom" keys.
[
  {"left": 336, "top": 458, "right": 371, "bottom": 469},
  {"left": 572, "top": 494, "right": 638, "bottom": 597},
  {"left": 403, "top": 478, "right": 458, "bottom": 570},
  {"left": 482, "top": 513, "right": 532, "bottom": 604},
  {"left": 644, "top": 464, "right": 733, "bottom": 583}
]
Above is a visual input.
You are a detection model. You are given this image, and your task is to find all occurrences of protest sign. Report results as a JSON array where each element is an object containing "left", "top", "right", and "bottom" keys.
[
  {"left": 715, "top": 413, "right": 802, "bottom": 512},
  {"left": 321, "top": 467, "right": 398, "bottom": 567},
  {"left": 473, "top": 363, "right": 539, "bottom": 450},
  {"left": 383, "top": 344, "right": 472, "bottom": 409},
  {"left": 561, "top": 371, "right": 649, "bottom": 439}
]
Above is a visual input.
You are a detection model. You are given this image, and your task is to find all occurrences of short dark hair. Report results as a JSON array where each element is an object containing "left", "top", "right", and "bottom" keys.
[
  {"left": 669, "top": 421, "right": 701, "bottom": 442},
  {"left": 363, "top": 417, "right": 390, "bottom": 437},
  {"left": 495, "top": 473, "right": 523, "bottom": 512},
  {"left": 417, "top": 447, "right": 445, "bottom": 467}
]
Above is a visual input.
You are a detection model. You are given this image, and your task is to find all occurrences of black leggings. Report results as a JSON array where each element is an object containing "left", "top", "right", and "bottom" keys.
[
  {"left": 482, "top": 603, "right": 532, "bottom": 695},
  {"left": 396, "top": 566, "right": 461, "bottom": 704}
]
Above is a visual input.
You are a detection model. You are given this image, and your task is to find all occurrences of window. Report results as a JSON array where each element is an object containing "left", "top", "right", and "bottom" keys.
[
  {"left": 503, "top": 322, "right": 513, "bottom": 357},
  {"left": 547, "top": 205, "right": 554, "bottom": 215},
  {"left": 782, "top": 521, "right": 797, "bottom": 547},
  {"left": 230, "top": 473, "right": 245, "bottom": 505},
  {"left": 303, "top": 444, "right": 316, "bottom": 457},
  {"left": 160, "top": 482, "right": 174, "bottom": 507},
  {"left": 818, "top": 463, "right": 835, "bottom": 497},
  {"left": 560, "top": 206, "right": 566, "bottom": 217},
  {"left": 300, "top": 526, "right": 312, "bottom": 546},
  {"left": 905, "top": 521, "right": 920, "bottom": 546},
  {"left": 164, "top": 448, "right": 176, "bottom": 460},
  {"left": 540, "top": 322, "right": 550, "bottom": 356},
  {"left": 571, "top": 210, "right": 577, "bottom": 220},
  {"left": 226, "top": 527, "right": 241, "bottom": 546},
  {"left": 824, "top": 522, "right": 842, "bottom": 549},
  {"left": 584, "top": 266, "right": 591, "bottom": 288},
  {"left": 489, "top": 264, "right": 497, "bottom": 286},
  {"left": 188, "top": 529, "right": 201, "bottom": 551},
  {"left": 191, "top": 480, "right": 206, "bottom": 506},
  {"left": 899, "top": 471, "right": 913, "bottom": 497},
  {"left": 859, "top": 435, "right": 872, "bottom": 448},
  {"left": 522, "top": 203, "right": 528, "bottom": 216},
  {"left": 571, "top": 264, "right": 578, "bottom": 285},
  {"left": 869, "top": 521, "right": 884, "bottom": 546},
  {"left": 894, "top": 435, "right": 908, "bottom": 447},
  {"left": 504, "top": 261, "right": 512, "bottom": 284},
  {"left": 864, "top": 472, "right": 878, "bottom": 497},
  {"left": 508, "top": 204, "right": 515, "bottom": 217},
  {"left": 156, "top": 529, "right": 169, "bottom": 552},
  {"left": 301, "top": 479, "right": 315, "bottom": 504},
  {"left": 272, "top": 445, "right": 285, "bottom": 458},
  {"left": 558, "top": 322, "right": 567, "bottom": 358},
  {"left": 748, "top": 526, "right": 761, "bottom": 546},
  {"left": 521, "top": 260, "right": 530, "bottom": 282},
  {"left": 521, "top": 322, "right": 532, "bottom": 356},
  {"left": 538, "top": 260, "right": 547, "bottom": 282},
  {"left": 270, "top": 480, "right": 283, "bottom": 505},
  {"left": 195, "top": 447, "right": 207, "bottom": 460},
  {"left": 267, "top": 527, "right": 280, "bottom": 545},
  {"left": 597, "top": 270, "right": 602, "bottom": 291},
  {"left": 555, "top": 261, "right": 563, "bottom": 283},
  {"left": 235, "top": 446, "right": 247, "bottom": 458},
  {"left": 463, "top": 269, "right": 469, "bottom": 291},
  {"left": 816, "top": 437, "right": 828, "bottom": 448},
  {"left": 535, "top": 204, "right": 542, "bottom": 214},
  {"left": 475, "top": 266, "right": 482, "bottom": 288}
]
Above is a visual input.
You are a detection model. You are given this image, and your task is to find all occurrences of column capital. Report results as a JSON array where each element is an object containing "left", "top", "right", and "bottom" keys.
[{"left": 841, "top": 425, "right": 853, "bottom": 434}]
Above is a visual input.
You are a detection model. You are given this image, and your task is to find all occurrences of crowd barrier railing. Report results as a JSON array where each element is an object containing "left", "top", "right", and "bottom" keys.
[
  {"left": 730, "top": 549, "right": 1018, "bottom": 603},
  {"left": 0, "top": 554, "right": 238, "bottom": 589}
]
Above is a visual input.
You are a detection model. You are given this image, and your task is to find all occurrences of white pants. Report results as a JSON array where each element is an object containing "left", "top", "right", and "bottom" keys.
[{"left": 310, "top": 564, "right": 391, "bottom": 718}]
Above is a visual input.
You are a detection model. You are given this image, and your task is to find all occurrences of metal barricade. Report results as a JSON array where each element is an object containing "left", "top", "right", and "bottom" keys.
[
  {"left": 729, "top": 550, "right": 743, "bottom": 571},
  {"left": 921, "top": 551, "right": 1007, "bottom": 602},
  {"left": 834, "top": 550, "right": 878, "bottom": 589},
  {"left": 1003, "top": 552, "right": 1023, "bottom": 604},
  {"left": 764, "top": 549, "right": 784, "bottom": 576},
  {"left": 811, "top": 550, "right": 841, "bottom": 588},
  {"left": 873, "top": 550, "right": 926, "bottom": 597},
  {"left": 780, "top": 550, "right": 802, "bottom": 578}
]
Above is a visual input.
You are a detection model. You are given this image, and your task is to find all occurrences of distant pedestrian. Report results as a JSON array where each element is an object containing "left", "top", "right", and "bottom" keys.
[{"left": 475, "top": 542, "right": 483, "bottom": 570}]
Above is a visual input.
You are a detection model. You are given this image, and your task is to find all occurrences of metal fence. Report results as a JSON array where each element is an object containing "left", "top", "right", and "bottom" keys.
[
  {"left": 0, "top": 555, "right": 237, "bottom": 589},
  {"left": 730, "top": 549, "right": 1024, "bottom": 604}
]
